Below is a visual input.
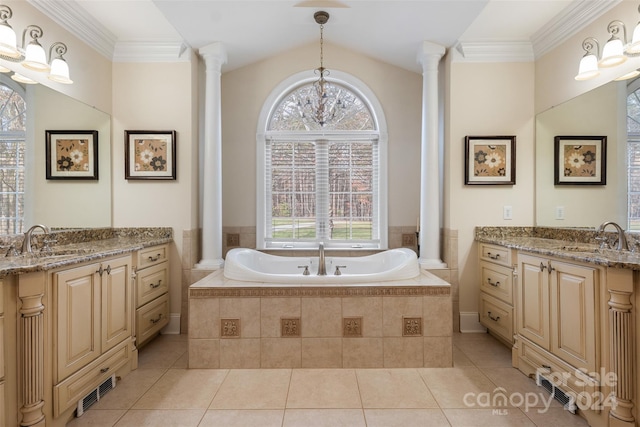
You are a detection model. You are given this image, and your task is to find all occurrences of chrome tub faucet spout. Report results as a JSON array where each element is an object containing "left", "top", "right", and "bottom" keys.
[
  {"left": 596, "top": 221, "right": 628, "bottom": 251},
  {"left": 317, "top": 242, "right": 327, "bottom": 275}
]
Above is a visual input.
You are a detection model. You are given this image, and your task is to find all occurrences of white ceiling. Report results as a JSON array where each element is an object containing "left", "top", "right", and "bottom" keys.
[{"left": 30, "top": 0, "right": 620, "bottom": 73}]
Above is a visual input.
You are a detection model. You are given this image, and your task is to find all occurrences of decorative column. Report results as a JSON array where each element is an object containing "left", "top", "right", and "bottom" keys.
[
  {"left": 608, "top": 289, "right": 635, "bottom": 426},
  {"left": 417, "top": 41, "right": 446, "bottom": 269},
  {"left": 197, "top": 43, "right": 226, "bottom": 270},
  {"left": 18, "top": 278, "right": 46, "bottom": 427}
]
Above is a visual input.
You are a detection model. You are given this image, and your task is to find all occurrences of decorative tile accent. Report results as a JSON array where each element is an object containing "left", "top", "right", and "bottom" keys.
[
  {"left": 343, "top": 317, "right": 363, "bottom": 337},
  {"left": 403, "top": 317, "right": 422, "bottom": 336},
  {"left": 191, "top": 286, "right": 450, "bottom": 298},
  {"left": 221, "top": 318, "right": 240, "bottom": 338},
  {"left": 281, "top": 317, "right": 301, "bottom": 337}
]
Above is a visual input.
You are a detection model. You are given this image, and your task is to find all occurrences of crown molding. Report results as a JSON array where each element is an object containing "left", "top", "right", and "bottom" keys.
[
  {"left": 113, "top": 42, "right": 190, "bottom": 62},
  {"left": 27, "top": 0, "right": 116, "bottom": 59},
  {"left": 531, "top": 0, "right": 622, "bottom": 59},
  {"left": 455, "top": 41, "right": 534, "bottom": 62}
]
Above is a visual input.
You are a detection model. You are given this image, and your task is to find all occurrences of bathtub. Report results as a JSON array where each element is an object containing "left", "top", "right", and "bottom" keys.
[{"left": 223, "top": 247, "right": 420, "bottom": 284}]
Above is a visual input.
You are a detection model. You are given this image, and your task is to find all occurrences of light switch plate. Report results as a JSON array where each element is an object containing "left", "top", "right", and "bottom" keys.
[
  {"left": 556, "top": 206, "right": 565, "bottom": 220},
  {"left": 503, "top": 205, "right": 513, "bottom": 220}
]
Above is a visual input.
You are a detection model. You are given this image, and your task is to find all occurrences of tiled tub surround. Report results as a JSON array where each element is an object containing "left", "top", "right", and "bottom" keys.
[{"left": 189, "top": 270, "right": 452, "bottom": 369}]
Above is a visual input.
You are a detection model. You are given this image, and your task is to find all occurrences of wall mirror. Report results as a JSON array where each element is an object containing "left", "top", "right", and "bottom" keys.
[
  {"left": 5, "top": 83, "right": 112, "bottom": 234},
  {"left": 535, "top": 78, "right": 628, "bottom": 228}
]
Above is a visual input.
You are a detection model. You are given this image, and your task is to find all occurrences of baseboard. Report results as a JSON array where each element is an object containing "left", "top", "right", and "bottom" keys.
[
  {"left": 459, "top": 312, "right": 487, "bottom": 333},
  {"left": 161, "top": 313, "right": 181, "bottom": 334}
]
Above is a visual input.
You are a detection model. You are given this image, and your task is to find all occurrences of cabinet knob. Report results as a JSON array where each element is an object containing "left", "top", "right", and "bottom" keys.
[
  {"left": 488, "top": 252, "right": 500, "bottom": 260},
  {"left": 100, "top": 367, "right": 110, "bottom": 373},
  {"left": 539, "top": 262, "right": 547, "bottom": 272},
  {"left": 547, "top": 261, "right": 555, "bottom": 274},
  {"left": 487, "top": 278, "right": 500, "bottom": 287},
  {"left": 148, "top": 254, "right": 161, "bottom": 262},
  {"left": 150, "top": 313, "right": 163, "bottom": 324},
  {"left": 487, "top": 311, "right": 500, "bottom": 322},
  {"left": 150, "top": 280, "right": 162, "bottom": 289}
]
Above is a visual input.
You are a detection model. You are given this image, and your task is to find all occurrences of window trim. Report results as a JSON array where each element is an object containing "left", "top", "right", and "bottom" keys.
[{"left": 256, "top": 70, "right": 388, "bottom": 250}]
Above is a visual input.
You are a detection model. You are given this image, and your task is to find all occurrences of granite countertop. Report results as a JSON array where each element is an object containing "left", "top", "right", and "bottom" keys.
[
  {"left": 0, "top": 228, "right": 173, "bottom": 278},
  {"left": 476, "top": 227, "right": 640, "bottom": 270}
]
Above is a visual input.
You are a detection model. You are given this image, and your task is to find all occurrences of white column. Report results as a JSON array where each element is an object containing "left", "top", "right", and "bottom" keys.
[
  {"left": 196, "top": 43, "right": 226, "bottom": 269},
  {"left": 417, "top": 41, "right": 446, "bottom": 269}
]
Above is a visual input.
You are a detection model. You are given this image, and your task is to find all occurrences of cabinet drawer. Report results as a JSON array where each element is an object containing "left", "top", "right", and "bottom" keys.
[
  {"left": 479, "top": 243, "right": 512, "bottom": 267},
  {"left": 479, "top": 293, "right": 513, "bottom": 343},
  {"left": 136, "top": 262, "right": 169, "bottom": 308},
  {"left": 136, "top": 293, "right": 169, "bottom": 346},
  {"left": 480, "top": 261, "right": 513, "bottom": 304},
  {"left": 137, "top": 244, "right": 169, "bottom": 269},
  {"left": 54, "top": 339, "right": 131, "bottom": 417}
]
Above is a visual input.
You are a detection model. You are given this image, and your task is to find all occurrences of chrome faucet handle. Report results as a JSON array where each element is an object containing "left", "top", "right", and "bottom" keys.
[
  {"left": 595, "top": 235, "right": 609, "bottom": 249},
  {"left": 334, "top": 265, "right": 346, "bottom": 276},
  {"left": 40, "top": 236, "right": 57, "bottom": 253},
  {"left": 2, "top": 244, "right": 20, "bottom": 257},
  {"left": 298, "top": 265, "right": 310, "bottom": 276}
]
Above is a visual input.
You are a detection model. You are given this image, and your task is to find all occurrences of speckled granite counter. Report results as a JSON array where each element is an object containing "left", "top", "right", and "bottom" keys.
[
  {"left": 475, "top": 226, "right": 640, "bottom": 270},
  {"left": 0, "top": 227, "right": 173, "bottom": 277}
]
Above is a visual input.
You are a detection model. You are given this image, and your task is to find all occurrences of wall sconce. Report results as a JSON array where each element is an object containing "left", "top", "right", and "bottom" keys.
[
  {"left": 0, "top": 4, "right": 73, "bottom": 84},
  {"left": 575, "top": 38, "right": 600, "bottom": 80},
  {"left": 576, "top": 12, "right": 640, "bottom": 82}
]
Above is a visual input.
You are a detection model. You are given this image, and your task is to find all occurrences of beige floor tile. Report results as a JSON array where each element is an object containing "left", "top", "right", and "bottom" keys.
[
  {"left": 452, "top": 346, "right": 474, "bottom": 367},
  {"left": 113, "top": 409, "right": 205, "bottom": 426},
  {"left": 171, "top": 351, "right": 189, "bottom": 369},
  {"left": 283, "top": 409, "right": 366, "bottom": 427},
  {"left": 454, "top": 337, "right": 513, "bottom": 367},
  {"left": 287, "top": 369, "right": 362, "bottom": 408},
  {"left": 67, "top": 409, "right": 126, "bottom": 427},
  {"left": 199, "top": 409, "right": 284, "bottom": 427},
  {"left": 442, "top": 408, "right": 536, "bottom": 426},
  {"left": 419, "top": 367, "right": 499, "bottom": 409},
  {"left": 92, "top": 369, "right": 166, "bottom": 410},
  {"left": 138, "top": 338, "right": 188, "bottom": 369},
  {"left": 364, "top": 409, "right": 451, "bottom": 427},
  {"left": 132, "top": 369, "right": 228, "bottom": 409},
  {"left": 523, "top": 407, "right": 590, "bottom": 426},
  {"left": 209, "top": 369, "right": 291, "bottom": 409},
  {"left": 479, "top": 367, "right": 563, "bottom": 409},
  {"left": 356, "top": 369, "right": 438, "bottom": 408}
]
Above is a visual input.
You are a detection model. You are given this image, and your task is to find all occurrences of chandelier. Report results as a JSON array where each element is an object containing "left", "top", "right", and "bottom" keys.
[{"left": 300, "top": 11, "right": 345, "bottom": 127}]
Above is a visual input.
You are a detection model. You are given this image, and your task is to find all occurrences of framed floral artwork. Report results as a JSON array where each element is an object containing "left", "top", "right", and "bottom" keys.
[
  {"left": 464, "top": 136, "right": 516, "bottom": 185},
  {"left": 125, "top": 130, "right": 177, "bottom": 180},
  {"left": 45, "top": 130, "right": 98, "bottom": 180},
  {"left": 554, "top": 135, "right": 606, "bottom": 185}
]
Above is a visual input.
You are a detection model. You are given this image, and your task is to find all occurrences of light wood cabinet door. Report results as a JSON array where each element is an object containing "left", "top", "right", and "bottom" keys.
[
  {"left": 54, "top": 263, "right": 101, "bottom": 381},
  {"left": 517, "top": 253, "right": 550, "bottom": 349},
  {"left": 101, "top": 256, "right": 133, "bottom": 353},
  {"left": 549, "top": 260, "right": 597, "bottom": 372}
]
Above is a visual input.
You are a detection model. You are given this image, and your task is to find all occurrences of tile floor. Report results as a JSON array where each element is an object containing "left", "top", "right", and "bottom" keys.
[{"left": 67, "top": 332, "right": 590, "bottom": 426}]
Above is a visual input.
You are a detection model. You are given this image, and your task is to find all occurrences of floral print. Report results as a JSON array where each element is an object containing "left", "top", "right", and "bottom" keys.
[
  {"left": 134, "top": 138, "right": 168, "bottom": 172},
  {"left": 563, "top": 144, "right": 597, "bottom": 177},
  {"left": 473, "top": 144, "right": 507, "bottom": 178},
  {"left": 55, "top": 139, "right": 89, "bottom": 172}
]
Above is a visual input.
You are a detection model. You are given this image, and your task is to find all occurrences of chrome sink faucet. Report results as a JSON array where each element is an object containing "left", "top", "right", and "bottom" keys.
[
  {"left": 596, "top": 221, "right": 628, "bottom": 251},
  {"left": 22, "top": 224, "right": 51, "bottom": 254},
  {"left": 317, "top": 242, "right": 327, "bottom": 276}
]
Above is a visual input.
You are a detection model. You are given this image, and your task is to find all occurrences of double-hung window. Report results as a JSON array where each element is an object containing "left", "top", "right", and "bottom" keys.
[{"left": 260, "top": 79, "right": 385, "bottom": 249}]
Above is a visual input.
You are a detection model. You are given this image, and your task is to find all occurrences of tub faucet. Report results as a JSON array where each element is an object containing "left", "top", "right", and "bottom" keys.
[
  {"left": 22, "top": 224, "right": 51, "bottom": 254},
  {"left": 596, "top": 221, "right": 628, "bottom": 251},
  {"left": 317, "top": 242, "right": 327, "bottom": 275}
]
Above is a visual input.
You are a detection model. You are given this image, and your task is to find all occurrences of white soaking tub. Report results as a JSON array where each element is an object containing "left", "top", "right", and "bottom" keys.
[{"left": 223, "top": 247, "right": 420, "bottom": 284}]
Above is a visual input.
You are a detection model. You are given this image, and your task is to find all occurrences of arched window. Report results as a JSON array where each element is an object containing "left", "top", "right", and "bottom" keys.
[
  {"left": 257, "top": 71, "right": 387, "bottom": 249},
  {"left": 0, "top": 77, "right": 26, "bottom": 234}
]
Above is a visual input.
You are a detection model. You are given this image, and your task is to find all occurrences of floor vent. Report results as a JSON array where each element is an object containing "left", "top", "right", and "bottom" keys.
[
  {"left": 76, "top": 374, "right": 116, "bottom": 417},
  {"left": 536, "top": 371, "right": 577, "bottom": 414}
]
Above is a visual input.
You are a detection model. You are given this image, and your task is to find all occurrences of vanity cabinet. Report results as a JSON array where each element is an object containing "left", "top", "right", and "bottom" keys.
[
  {"left": 52, "top": 254, "right": 134, "bottom": 417},
  {"left": 517, "top": 252, "right": 598, "bottom": 373},
  {"left": 478, "top": 243, "right": 516, "bottom": 344},
  {"left": 0, "top": 279, "right": 5, "bottom": 427},
  {"left": 134, "top": 244, "right": 169, "bottom": 347}
]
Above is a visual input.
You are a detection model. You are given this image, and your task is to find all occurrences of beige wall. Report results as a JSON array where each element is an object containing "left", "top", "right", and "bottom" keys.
[
  {"left": 221, "top": 42, "right": 423, "bottom": 228},
  {"left": 112, "top": 58, "right": 199, "bottom": 320},
  {"left": 445, "top": 53, "right": 536, "bottom": 316}
]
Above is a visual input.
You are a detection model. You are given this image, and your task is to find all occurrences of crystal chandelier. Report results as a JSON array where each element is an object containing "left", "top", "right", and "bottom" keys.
[{"left": 301, "top": 11, "right": 344, "bottom": 127}]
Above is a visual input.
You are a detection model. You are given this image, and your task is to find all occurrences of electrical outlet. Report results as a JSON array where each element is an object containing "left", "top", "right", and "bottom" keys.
[
  {"left": 556, "top": 206, "right": 565, "bottom": 220},
  {"left": 503, "top": 205, "right": 513, "bottom": 220},
  {"left": 402, "top": 233, "right": 416, "bottom": 246},
  {"left": 226, "top": 233, "right": 240, "bottom": 247}
]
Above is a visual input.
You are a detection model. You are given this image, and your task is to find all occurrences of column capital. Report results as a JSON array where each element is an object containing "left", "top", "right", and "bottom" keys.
[
  {"left": 199, "top": 42, "right": 228, "bottom": 69},
  {"left": 417, "top": 41, "right": 446, "bottom": 71}
]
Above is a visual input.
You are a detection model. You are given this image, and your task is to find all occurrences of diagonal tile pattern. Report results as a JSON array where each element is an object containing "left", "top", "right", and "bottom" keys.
[{"left": 67, "top": 332, "right": 590, "bottom": 426}]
